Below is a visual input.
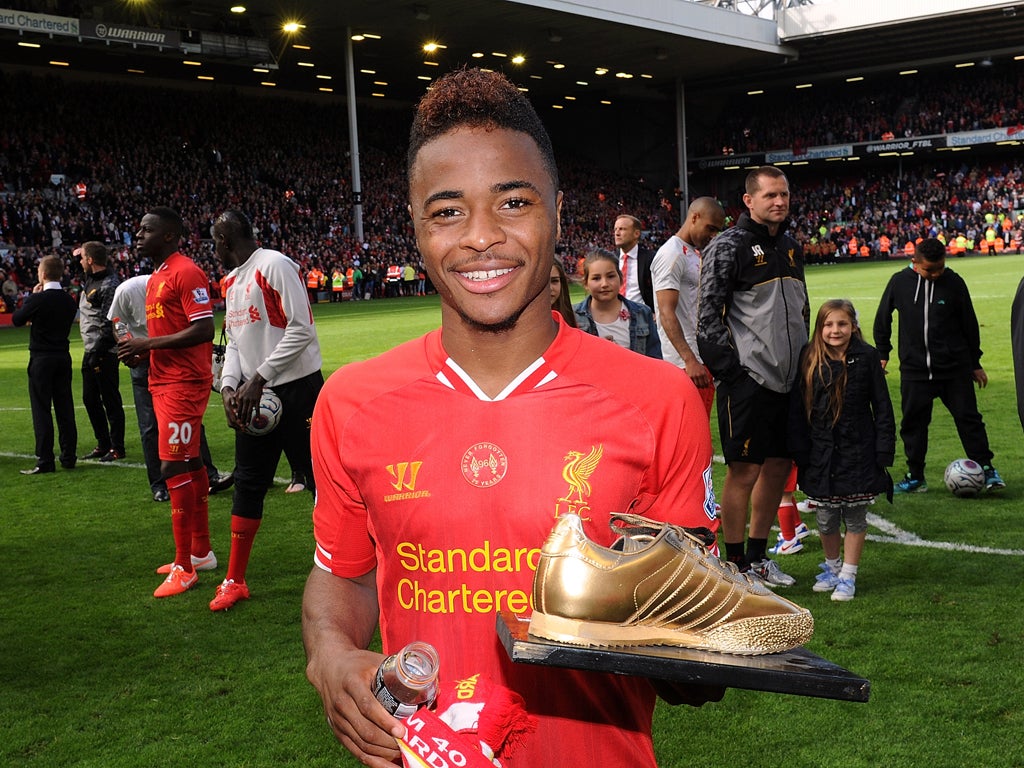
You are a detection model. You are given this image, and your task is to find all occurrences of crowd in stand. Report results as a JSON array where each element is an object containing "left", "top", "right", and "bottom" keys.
[
  {"left": 0, "top": 71, "right": 682, "bottom": 310},
  {"left": 696, "top": 65, "right": 1024, "bottom": 157},
  {"left": 783, "top": 161, "right": 1024, "bottom": 263},
  {"left": 2, "top": 67, "right": 1024, "bottom": 313}
]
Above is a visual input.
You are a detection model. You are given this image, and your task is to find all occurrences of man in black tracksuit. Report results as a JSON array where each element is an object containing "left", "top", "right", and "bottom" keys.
[
  {"left": 873, "top": 237, "right": 1004, "bottom": 493},
  {"left": 697, "top": 165, "right": 809, "bottom": 587},
  {"left": 77, "top": 241, "right": 126, "bottom": 462}
]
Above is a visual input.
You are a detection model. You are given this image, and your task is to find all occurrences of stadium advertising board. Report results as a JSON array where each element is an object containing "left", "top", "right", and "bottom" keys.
[
  {"left": 0, "top": 8, "right": 78, "bottom": 36},
  {"left": 78, "top": 19, "right": 180, "bottom": 48}
]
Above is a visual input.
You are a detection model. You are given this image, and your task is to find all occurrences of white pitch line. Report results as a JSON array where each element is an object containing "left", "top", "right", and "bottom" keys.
[
  {"left": 0, "top": 451, "right": 292, "bottom": 486},
  {"left": 865, "top": 512, "right": 1024, "bottom": 556}
]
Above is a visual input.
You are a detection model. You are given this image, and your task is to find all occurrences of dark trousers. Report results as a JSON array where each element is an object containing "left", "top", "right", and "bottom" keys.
[
  {"left": 28, "top": 353, "right": 78, "bottom": 468},
  {"left": 232, "top": 370, "right": 324, "bottom": 519},
  {"left": 900, "top": 374, "right": 993, "bottom": 478},
  {"left": 132, "top": 364, "right": 219, "bottom": 493},
  {"left": 82, "top": 351, "right": 125, "bottom": 453}
]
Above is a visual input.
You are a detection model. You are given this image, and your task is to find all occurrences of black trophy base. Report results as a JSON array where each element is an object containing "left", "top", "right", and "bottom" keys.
[{"left": 497, "top": 610, "right": 869, "bottom": 702}]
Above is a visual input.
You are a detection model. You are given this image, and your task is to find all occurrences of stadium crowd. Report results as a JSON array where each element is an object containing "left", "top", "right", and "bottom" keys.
[
  {"left": 696, "top": 65, "right": 1024, "bottom": 156},
  {"left": 2, "top": 67, "right": 1023, "bottom": 313},
  {"left": 0, "top": 71, "right": 683, "bottom": 310}
]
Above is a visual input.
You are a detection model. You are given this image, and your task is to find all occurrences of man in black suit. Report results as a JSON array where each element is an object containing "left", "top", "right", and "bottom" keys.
[
  {"left": 12, "top": 255, "right": 79, "bottom": 475},
  {"left": 613, "top": 214, "right": 655, "bottom": 309}
]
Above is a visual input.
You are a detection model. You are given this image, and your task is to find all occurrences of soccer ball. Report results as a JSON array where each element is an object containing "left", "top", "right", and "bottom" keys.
[
  {"left": 943, "top": 458, "right": 985, "bottom": 498},
  {"left": 244, "top": 388, "right": 283, "bottom": 436}
]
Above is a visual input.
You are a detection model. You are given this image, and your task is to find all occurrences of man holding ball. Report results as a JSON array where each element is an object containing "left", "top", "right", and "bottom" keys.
[{"left": 211, "top": 209, "right": 324, "bottom": 611}]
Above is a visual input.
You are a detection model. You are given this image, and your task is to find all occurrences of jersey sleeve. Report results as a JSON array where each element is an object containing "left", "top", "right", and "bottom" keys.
[
  {"left": 254, "top": 257, "right": 318, "bottom": 383},
  {"left": 176, "top": 265, "right": 214, "bottom": 323},
  {"left": 310, "top": 367, "right": 377, "bottom": 577},
  {"left": 696, "top": 234, "right": 744, "bottom": 385}
]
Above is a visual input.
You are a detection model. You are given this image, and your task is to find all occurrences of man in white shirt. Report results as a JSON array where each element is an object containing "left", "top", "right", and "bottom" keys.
[
  {"left": 210, "top": 209, "right": 324, "bottom": 611},
  {"left": 613, "top": 214, "right": 655, "bottom": 310},
  {"left": 651, "top": 197, "right": 726, "bottom": 415}
]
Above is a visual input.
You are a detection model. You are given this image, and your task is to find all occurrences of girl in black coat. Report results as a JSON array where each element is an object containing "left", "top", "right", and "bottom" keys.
[{"left": 789, "top": 299, "right": 895, "bottom": 602}]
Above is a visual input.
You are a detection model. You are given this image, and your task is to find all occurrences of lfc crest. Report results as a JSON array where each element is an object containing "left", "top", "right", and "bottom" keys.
[{"left": 555, "top": 444, "right": 603, "bottom": 520}]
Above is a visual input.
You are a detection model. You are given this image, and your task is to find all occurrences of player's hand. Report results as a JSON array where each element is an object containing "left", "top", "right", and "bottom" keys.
[
  {"left": 117, "top": 337, "right": 148, "bottom": 362},
  {"left": 233, "top": 377, "right": 264, "bottom": 428},
  {"left": 972, "top": 368, "right": 988, "bottom": 389},
  {"left": 684, "top": 358, "right": 711, "bottom": 389},
  {"left": 221, "top": 387, "right": 243, "bottom": 429},
  {"left": 651, "top": 679, "right": 727, "bottom": 707},
  {"left": 307, "top": 648, "right": 405, "bottom": 767}
]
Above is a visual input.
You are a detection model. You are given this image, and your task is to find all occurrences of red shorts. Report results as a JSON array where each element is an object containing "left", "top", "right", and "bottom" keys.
[{"left": 152, "top": 385, "right": 211, "bottom": 462}]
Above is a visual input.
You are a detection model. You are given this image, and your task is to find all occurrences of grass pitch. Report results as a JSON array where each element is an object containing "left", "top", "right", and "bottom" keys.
[{"left": 1, "top": 255, "right": 1023, "bottom": 767}]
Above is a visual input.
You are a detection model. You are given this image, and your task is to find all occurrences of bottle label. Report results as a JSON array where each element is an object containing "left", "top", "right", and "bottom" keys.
[{"left": 372, "top": 665, "right": 420, "bottom": 718}]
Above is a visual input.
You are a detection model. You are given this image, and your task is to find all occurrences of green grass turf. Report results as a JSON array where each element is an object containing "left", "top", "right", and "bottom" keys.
[{"left": 1, "top": 255, "right": 1023, "bottom": 767}]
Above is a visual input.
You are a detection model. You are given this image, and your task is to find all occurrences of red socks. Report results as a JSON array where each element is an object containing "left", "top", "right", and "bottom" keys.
[
  {"left": 777, "top": 501, "right": 801, "bottom": 541},
  {"left": 167, "top": 473, "right": 195, "bottom": 571},
  {"left": 189, "top": 468, "right": 211, "bottom": 557},
  {"left": 226, "top": 516, "right": 262, "bottom": 584}
]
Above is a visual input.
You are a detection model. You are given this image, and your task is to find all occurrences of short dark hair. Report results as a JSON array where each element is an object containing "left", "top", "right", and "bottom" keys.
[
  {"left": 915, "top": 238, "right": 946, "bottom": 263},
  {"left": 148, "top": 206, "right": 185, "bottom": 239},
  {"left": 407, "top": 67, "right": 558, "bottom": 188},
  {"left": 82, "top": 241, "right": 107, "bottom": 266},
  {"left": 745, "top": 165, "right": 788, "bottom": 196},
  {"left": 215, "top": 210, "right": 254, "bottom": 240}
]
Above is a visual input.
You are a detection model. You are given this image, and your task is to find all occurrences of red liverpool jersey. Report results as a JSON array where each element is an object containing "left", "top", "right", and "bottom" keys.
[
  {"left": 311, "top": 315, "right": 716, "bottom": 768},
  {"left": 146, "top": 252, "right": 214, "bottom": 388}
]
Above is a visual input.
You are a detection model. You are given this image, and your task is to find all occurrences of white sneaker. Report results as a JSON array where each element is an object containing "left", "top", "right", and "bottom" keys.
[
  {"left": 748, "top": 558, "right": 796, "bottom": 587},
  {"left": 769, "top": 533, "right": 804, "bottom": 556},
  {"left": 156, "top": 550, "right": 218, "bottom": 574},
  {"left": 831, "top": 578, "right": 856, "bottom": 601},
  {"left": 794, "top": 522, "right": 812, "bottom": 540},
  {"left": 796, "top": 499, "right": 819, "bottom": 514},
  {"left": 812, "top": 562, "right": 841, "bottom": 593}
]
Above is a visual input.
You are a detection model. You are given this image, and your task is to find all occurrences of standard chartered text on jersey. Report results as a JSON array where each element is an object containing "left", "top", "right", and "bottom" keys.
[
  {"left": 396, "top": 578, "right": 532, "bottom": 615},
  {"left": 396, "top": 540, "right": 540, "bottom": 573}
]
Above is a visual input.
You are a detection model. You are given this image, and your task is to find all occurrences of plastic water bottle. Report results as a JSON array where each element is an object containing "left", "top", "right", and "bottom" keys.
[
  {"left": 371, "top": 641, "right": 439, "bottom": 718},
  {"left": 113, "top": 317, "right": 132, "bottom": 341}
]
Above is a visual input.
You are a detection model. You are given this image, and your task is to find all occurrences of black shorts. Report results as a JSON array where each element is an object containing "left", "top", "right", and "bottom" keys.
[{"left": 716, "top": 375, "right": 791, "bottom": 464}]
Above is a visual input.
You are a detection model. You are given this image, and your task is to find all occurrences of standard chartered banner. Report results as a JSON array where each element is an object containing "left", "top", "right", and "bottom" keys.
[{"left": 0, "top": 8, "right": 78, "bottom": 36}]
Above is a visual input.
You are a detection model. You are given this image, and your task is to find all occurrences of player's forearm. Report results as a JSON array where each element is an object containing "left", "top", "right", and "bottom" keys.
[
  {"left": 147, "top": 317, "right": 215, "bottom": 350},
  {"left": 302, "top": 567, "right": 380, "bottom": 663},
  {"left": 661, "top": 315, "right": 697, "bottom": 363}
]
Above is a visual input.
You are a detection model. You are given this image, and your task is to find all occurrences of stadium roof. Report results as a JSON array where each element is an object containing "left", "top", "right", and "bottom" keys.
[{"left": 1, "top": 0, "right": 1022, "bottom": 103}]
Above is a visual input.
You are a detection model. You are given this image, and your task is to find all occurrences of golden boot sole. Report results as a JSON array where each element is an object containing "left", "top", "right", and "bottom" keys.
[{"left": 529, "top": 608, "right": 814, "bottom": 656}]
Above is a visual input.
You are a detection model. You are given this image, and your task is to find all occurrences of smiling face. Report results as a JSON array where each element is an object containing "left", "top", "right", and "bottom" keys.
[
  {"left": 584, "top": 256, "right": 622, "bottom": 305},
  {"left": 408, "top": 127, "right": 562, "bottom": 333},
  {"left": 821, "top": 309, "right": 855, "bottom": 356}
]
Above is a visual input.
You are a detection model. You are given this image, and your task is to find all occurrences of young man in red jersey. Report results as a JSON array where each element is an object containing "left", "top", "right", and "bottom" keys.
[
  {"left": 118, "top": 207, "right": 215, "bottom": 598},
  {"left": 302, "top": 69, "right": 720, "bottom": 768}
]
